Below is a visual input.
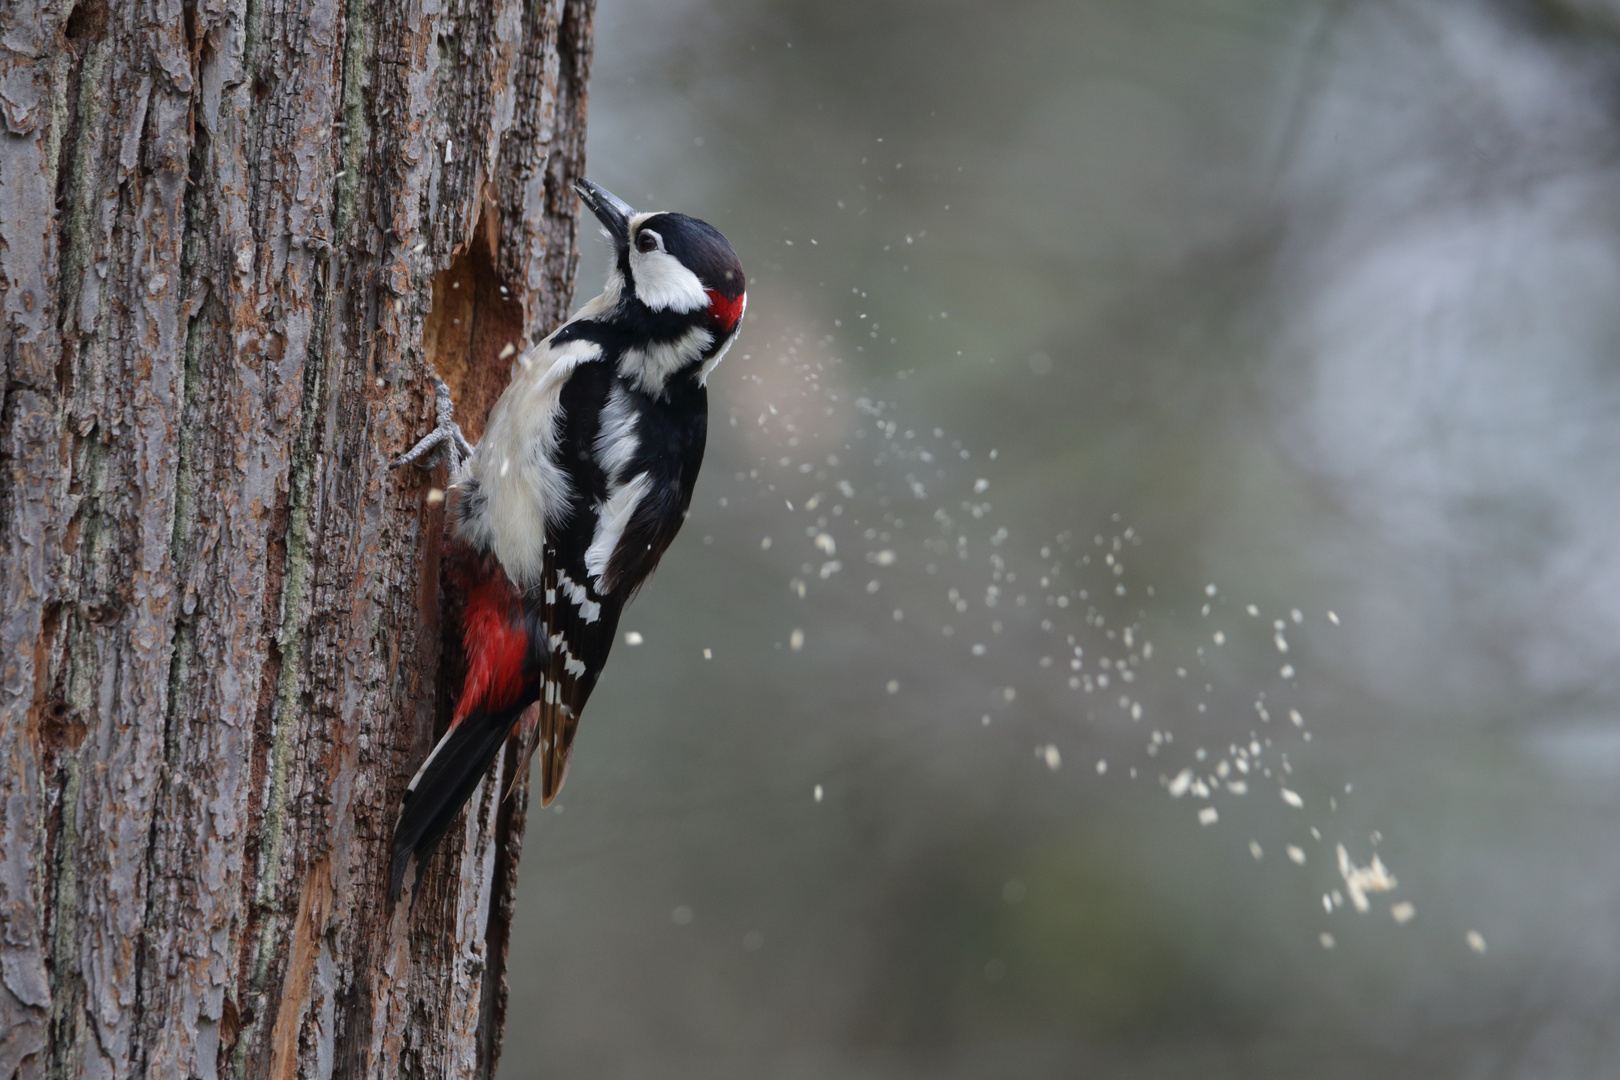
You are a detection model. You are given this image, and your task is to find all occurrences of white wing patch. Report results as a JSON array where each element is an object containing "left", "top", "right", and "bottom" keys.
[
  {"left": 585, "top": 471, "right": 653, "bottom": 587},
  {"left": 619, "top": 325, "right": 713, "bottom": 398},
  {"left": 555, "top": 569, "right": 603, "bottom": 623},
  {"left": 593, "top": 384, "right": 640, "bottom": 484}
]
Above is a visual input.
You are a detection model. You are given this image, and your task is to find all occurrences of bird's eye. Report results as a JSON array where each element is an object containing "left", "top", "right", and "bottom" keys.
[{"left": 635, "top": 231, "right": 659, "bottom": 254}]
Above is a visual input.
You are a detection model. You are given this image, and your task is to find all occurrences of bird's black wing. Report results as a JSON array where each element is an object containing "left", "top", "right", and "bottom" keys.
[
  {"left": 601, "top": 377, "right": 708, "bottom": 596},
  {"left": 520, "top": 366, "right": 709, "bottom": 805},
  {"left": 522, "top": 359, "right": 628, "bottom": 804}
]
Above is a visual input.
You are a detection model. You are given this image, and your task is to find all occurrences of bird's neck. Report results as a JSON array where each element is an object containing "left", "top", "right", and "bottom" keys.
[
  {"left": 559, "top": 272, "right": 722, "bottom": 398},
  {"left": 615, "top": 323, "right": 715, "bottom": 398}
]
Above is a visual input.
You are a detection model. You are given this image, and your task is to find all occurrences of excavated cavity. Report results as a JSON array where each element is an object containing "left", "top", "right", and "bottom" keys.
[{"left": 423, "top": 211, "right": 527, "bottom": 446}]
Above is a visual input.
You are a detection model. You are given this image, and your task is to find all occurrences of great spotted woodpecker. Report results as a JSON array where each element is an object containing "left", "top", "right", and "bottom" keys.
[{"left": 388, "top": 179, "right": 746, "bottom": 899}]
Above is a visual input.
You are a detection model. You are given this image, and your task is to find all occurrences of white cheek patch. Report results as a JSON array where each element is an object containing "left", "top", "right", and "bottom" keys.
[
  {"left": 630, "top": 250, "right": 708, "bottom": 313},
  {"left": 585, "top": 471, "right": 653, "bottom": 587}
]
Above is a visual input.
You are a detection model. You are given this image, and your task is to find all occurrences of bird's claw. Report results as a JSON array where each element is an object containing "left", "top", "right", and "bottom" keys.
[{"left": 392, "top": 376, "right": 474, "bottom": 472}]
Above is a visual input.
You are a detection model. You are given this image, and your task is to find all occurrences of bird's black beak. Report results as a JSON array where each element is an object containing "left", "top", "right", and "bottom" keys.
[{"left": 574, "top": 179, "right": 635, "bottom": 248}]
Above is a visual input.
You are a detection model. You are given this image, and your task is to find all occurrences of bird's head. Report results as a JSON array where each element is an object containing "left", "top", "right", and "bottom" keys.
[{"left": 574, "top": 179, "right": 747, "bottom": 393}]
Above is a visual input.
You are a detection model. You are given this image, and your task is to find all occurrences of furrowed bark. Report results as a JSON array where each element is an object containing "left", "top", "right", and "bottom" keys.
[{"left": 0, "top": 0, "right": 596, "bottom": 1075}]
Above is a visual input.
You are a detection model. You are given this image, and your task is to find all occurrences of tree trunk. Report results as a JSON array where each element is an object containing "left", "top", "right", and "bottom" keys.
[{"left": 0, "top": 0, "right": 595, "bottom": 1074}]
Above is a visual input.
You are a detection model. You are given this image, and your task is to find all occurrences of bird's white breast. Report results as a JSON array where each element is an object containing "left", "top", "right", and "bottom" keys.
[{"left": 460, "top": 335, "right": 599, "bottom": 586}]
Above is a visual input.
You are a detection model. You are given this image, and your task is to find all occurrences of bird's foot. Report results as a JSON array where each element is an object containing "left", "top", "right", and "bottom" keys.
[{"left": 392, "top": 376, "right": 474, "bottom": 472}]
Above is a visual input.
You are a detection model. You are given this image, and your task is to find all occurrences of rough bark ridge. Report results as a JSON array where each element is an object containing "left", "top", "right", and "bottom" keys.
[{"left": 0, "top": 0, "right": 596, "bottom": 1074}]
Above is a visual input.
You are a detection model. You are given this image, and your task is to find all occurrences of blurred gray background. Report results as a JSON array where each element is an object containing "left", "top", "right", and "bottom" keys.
[{"left": 499, "top": 1, "right": 1620, "bottom": 1076}]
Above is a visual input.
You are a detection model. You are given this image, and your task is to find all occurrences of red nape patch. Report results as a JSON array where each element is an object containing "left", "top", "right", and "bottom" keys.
[
  {"left": 706, "top": 289, "right": 746, "bottom": 333},
  {"left": 455, "top": 566, "right": 528, "bottom": 725}
]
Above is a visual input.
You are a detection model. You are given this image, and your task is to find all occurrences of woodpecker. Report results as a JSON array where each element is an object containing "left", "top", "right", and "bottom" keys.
[{"left": 388, "top": 179, "right": 746, "bottom": 899}]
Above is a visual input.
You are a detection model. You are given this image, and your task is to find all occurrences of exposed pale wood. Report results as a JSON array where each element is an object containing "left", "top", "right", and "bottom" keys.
[{"left": 0, "top": 0, "right": 596, "bottom": 1074}]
